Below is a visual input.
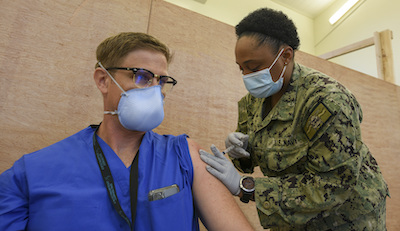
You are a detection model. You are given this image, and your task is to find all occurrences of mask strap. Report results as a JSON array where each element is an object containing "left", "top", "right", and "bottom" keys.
[
  {"left": 98, "top": 61, "right": 128, "bottom": 96},
  {"left": 278, "top": 64, "right": 287, "bottom": 80},
  {"left": 269, "top": 48, "right": 285, "bottom": 69},
  {"left": 98, "top": 61, "right": 126, "bottom": 116},
  {"left": 104, "top": 111, "right": 118, "bottom": 115}
]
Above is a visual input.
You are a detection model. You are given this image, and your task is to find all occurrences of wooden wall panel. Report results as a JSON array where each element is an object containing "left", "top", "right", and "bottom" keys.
[
  {"left": 1, "top": 0, "right": 399, "bottom": 230},
  {"left": 149, "top": 0, "right": 247, "bottom": 153},
  {"left": 0, "top": 0, "right": 152, "bottom": 171}
]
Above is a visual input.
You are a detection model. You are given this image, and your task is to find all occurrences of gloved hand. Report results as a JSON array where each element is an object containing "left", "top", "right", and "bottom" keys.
[
  {"left": 225, "top": 132, "right": 250, "bottom": 159},
  {"left": 199, "top": 144, "right": 241, "bottom": 195}
]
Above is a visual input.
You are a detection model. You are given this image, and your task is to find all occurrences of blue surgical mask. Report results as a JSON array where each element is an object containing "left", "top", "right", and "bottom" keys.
[
  {"left": 99, "top": 62, "right": 164, "bottom": 132},
  {"left": 242, "top": 48, "right": 287, "bottom": 98}
]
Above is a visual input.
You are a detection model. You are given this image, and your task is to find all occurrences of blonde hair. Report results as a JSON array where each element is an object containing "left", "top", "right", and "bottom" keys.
[{"left": 95, "top": 32, "right": 172, "bottom": 68}]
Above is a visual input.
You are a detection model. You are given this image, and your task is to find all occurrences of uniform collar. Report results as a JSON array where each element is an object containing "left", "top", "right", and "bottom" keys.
[
  {"left": 272, "top": 63, "right": 302, "bottom": 120},
  {"left": 256, "top": 63, "right": 302, "bottom": 130}
]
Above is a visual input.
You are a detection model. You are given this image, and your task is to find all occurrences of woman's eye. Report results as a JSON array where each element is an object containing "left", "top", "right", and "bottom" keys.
[{"left": 250, "top": 67, "right": 260, "bottom": 72}]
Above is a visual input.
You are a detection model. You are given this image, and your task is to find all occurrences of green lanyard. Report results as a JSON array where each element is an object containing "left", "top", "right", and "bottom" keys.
[{"left": 92, "top": 125, "right": 139, "bottom": 231}]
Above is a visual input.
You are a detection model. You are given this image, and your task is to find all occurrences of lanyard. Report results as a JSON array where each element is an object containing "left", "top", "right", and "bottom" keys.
[{"left": 92, "top": 125, "right": 139, "bottom": 231}]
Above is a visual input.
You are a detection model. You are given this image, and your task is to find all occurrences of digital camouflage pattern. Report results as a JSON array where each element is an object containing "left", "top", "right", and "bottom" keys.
[{"left": 233, "top": 63, "right": 389, "bottom": 230}]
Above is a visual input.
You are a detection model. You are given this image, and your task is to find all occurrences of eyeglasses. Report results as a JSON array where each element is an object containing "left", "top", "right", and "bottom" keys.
[{"left": 106, "top": 67, "right": 177, "bottom": 95}]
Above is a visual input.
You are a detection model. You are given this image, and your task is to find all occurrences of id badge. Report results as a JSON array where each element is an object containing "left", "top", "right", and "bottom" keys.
[{"left": 148, "top": 184, "right": 180, "bottom": 201}]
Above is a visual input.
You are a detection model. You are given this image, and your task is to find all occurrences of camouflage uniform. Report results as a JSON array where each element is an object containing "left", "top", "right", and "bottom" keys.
[{"left": 233, "top": 63, "right": 389, "bottom": 230}]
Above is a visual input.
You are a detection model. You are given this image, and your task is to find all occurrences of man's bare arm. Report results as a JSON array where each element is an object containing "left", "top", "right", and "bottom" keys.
[{"left": 187, "top": 138, "right": 253, "bottom": 231}]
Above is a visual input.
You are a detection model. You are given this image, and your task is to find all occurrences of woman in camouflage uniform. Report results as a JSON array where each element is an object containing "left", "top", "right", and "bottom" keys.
[{"left": 200, "top": 7, "right": 389, "bottom": 231}]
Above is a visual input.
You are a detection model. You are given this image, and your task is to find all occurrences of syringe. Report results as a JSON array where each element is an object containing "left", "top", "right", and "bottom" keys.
[{"left": 221, "top": 145, "right": 235, "bottom": 155}]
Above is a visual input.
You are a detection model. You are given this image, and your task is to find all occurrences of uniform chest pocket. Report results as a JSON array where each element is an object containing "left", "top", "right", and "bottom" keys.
[{"left": 254, "top": 140, "right": 308, "bottom": 173}]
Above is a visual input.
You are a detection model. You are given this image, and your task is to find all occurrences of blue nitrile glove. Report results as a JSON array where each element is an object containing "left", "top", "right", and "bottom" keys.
[
  {"left": 199, "top": 144, "right": 241, "bottom": 195},
  {"left": 225, "top": 132, "right": 250, "bottom": 159}
]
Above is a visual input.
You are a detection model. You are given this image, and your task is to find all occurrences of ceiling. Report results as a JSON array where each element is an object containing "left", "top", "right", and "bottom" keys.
[
  {"left": 192, "top": 0, "right": 339, "bottom": 19},
  {"left": 271, "top": 0, "right": 337, "bottom": 18}
]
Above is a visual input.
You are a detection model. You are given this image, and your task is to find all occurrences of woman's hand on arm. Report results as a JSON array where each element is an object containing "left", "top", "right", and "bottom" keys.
[
  {"left": 187, "top": 138, "right": 254, "bottom": 231},
  {"left": 199, "top": 144, "right": 241, "bottom": 196}
]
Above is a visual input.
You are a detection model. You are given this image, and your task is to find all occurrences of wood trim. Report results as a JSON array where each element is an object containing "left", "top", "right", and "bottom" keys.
[
  {"left": 377, "top": 30, "right": 395, "bottom": 83},
  {"left": 319, "top": 30, "right": 395, "bottom": 84},
  {"left": 318, "top": 37, "right": 374, "bottom": 60}
]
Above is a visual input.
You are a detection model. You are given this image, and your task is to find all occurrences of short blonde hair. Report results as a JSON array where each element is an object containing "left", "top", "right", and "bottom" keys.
[{"left": 95, "top": 32, "right": 172, "bottom": 68}]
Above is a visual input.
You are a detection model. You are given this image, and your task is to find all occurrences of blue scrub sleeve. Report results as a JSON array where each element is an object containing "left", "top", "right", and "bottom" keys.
[{"left": 0, "top": 158, "right": 29, "bottom": 231}]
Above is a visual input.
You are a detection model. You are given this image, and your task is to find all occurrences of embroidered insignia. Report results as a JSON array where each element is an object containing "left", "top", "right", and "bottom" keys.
[{"left": 304, "top": 102, "right": 333, "bottom": 140}]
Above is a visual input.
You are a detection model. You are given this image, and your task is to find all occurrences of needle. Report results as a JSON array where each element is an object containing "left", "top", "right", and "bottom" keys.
[{"left": 222, "top": 145, "right": 235, "bottom": 155}]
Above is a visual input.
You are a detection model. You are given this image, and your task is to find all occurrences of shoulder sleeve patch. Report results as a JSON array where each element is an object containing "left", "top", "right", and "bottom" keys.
[{"left": 303, "top": 102, "right": 333, "bottom": 140}]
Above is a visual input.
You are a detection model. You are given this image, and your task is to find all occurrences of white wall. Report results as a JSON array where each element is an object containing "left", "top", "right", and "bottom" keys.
[
  {"left": 165, "top": 0, "right": 399, "bottom": 86},
  {"left": 314, "top": 0, "right": 400, "bottom": 85},
  {"left": 164, "top": 0, "right": 315, "bottom": 54}
]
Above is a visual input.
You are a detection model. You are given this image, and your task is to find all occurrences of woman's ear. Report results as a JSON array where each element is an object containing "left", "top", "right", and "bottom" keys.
[
  {"left": 282, "top": 46, "right": 294, "bottom": 64},
  {"left": 94, "top": 68, "right": 109, "bottom": 94}
]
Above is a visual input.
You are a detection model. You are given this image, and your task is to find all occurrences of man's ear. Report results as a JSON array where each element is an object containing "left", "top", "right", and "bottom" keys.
[{"left": 94, "top": 68, "right": 109, "bottom": 94}]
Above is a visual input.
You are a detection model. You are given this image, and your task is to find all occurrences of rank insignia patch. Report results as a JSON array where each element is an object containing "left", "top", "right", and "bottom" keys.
[{"left": 304, "top": 102, "right": 333, "bottom": 140}]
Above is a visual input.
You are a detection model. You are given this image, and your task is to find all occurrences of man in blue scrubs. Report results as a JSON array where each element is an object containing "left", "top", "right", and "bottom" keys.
[{"left": 0, "top": 32, "right": 253, "bottom": 231}]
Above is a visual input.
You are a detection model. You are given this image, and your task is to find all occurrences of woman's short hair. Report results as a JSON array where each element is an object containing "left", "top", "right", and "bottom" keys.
[{"left": 236, "top": 8, "right": 300, "bottom": 52}]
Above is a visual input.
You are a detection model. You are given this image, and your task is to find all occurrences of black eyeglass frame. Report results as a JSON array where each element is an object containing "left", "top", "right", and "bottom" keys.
[{"left": 106, "top": 67, "right": 177, "bottom": 88}]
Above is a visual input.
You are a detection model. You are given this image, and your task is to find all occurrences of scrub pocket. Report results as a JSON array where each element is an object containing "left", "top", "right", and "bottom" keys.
[{"left": 137, "top": 185, "right": 195, "bottom": 230}]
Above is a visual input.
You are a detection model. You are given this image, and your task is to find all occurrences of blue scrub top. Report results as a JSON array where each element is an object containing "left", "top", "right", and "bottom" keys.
[{"left": 0, "top": 126, "right": 199, "bottom": 231}]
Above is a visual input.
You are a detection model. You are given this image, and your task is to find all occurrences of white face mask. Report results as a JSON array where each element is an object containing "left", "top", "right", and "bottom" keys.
[
  {"left": 242, "top": 48, "right": 287, "bottom": 98},
  {"left": 98, "top": 62, "right": 164, "bottom": 132}
]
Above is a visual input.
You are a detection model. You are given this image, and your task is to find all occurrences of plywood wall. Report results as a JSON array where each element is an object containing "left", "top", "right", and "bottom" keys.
[
  {"left": 0, "top": 0, "right": 152, "bottom": 170},
  {"left": 1, "top": 0, "right": 399, "bottom": 230}
]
